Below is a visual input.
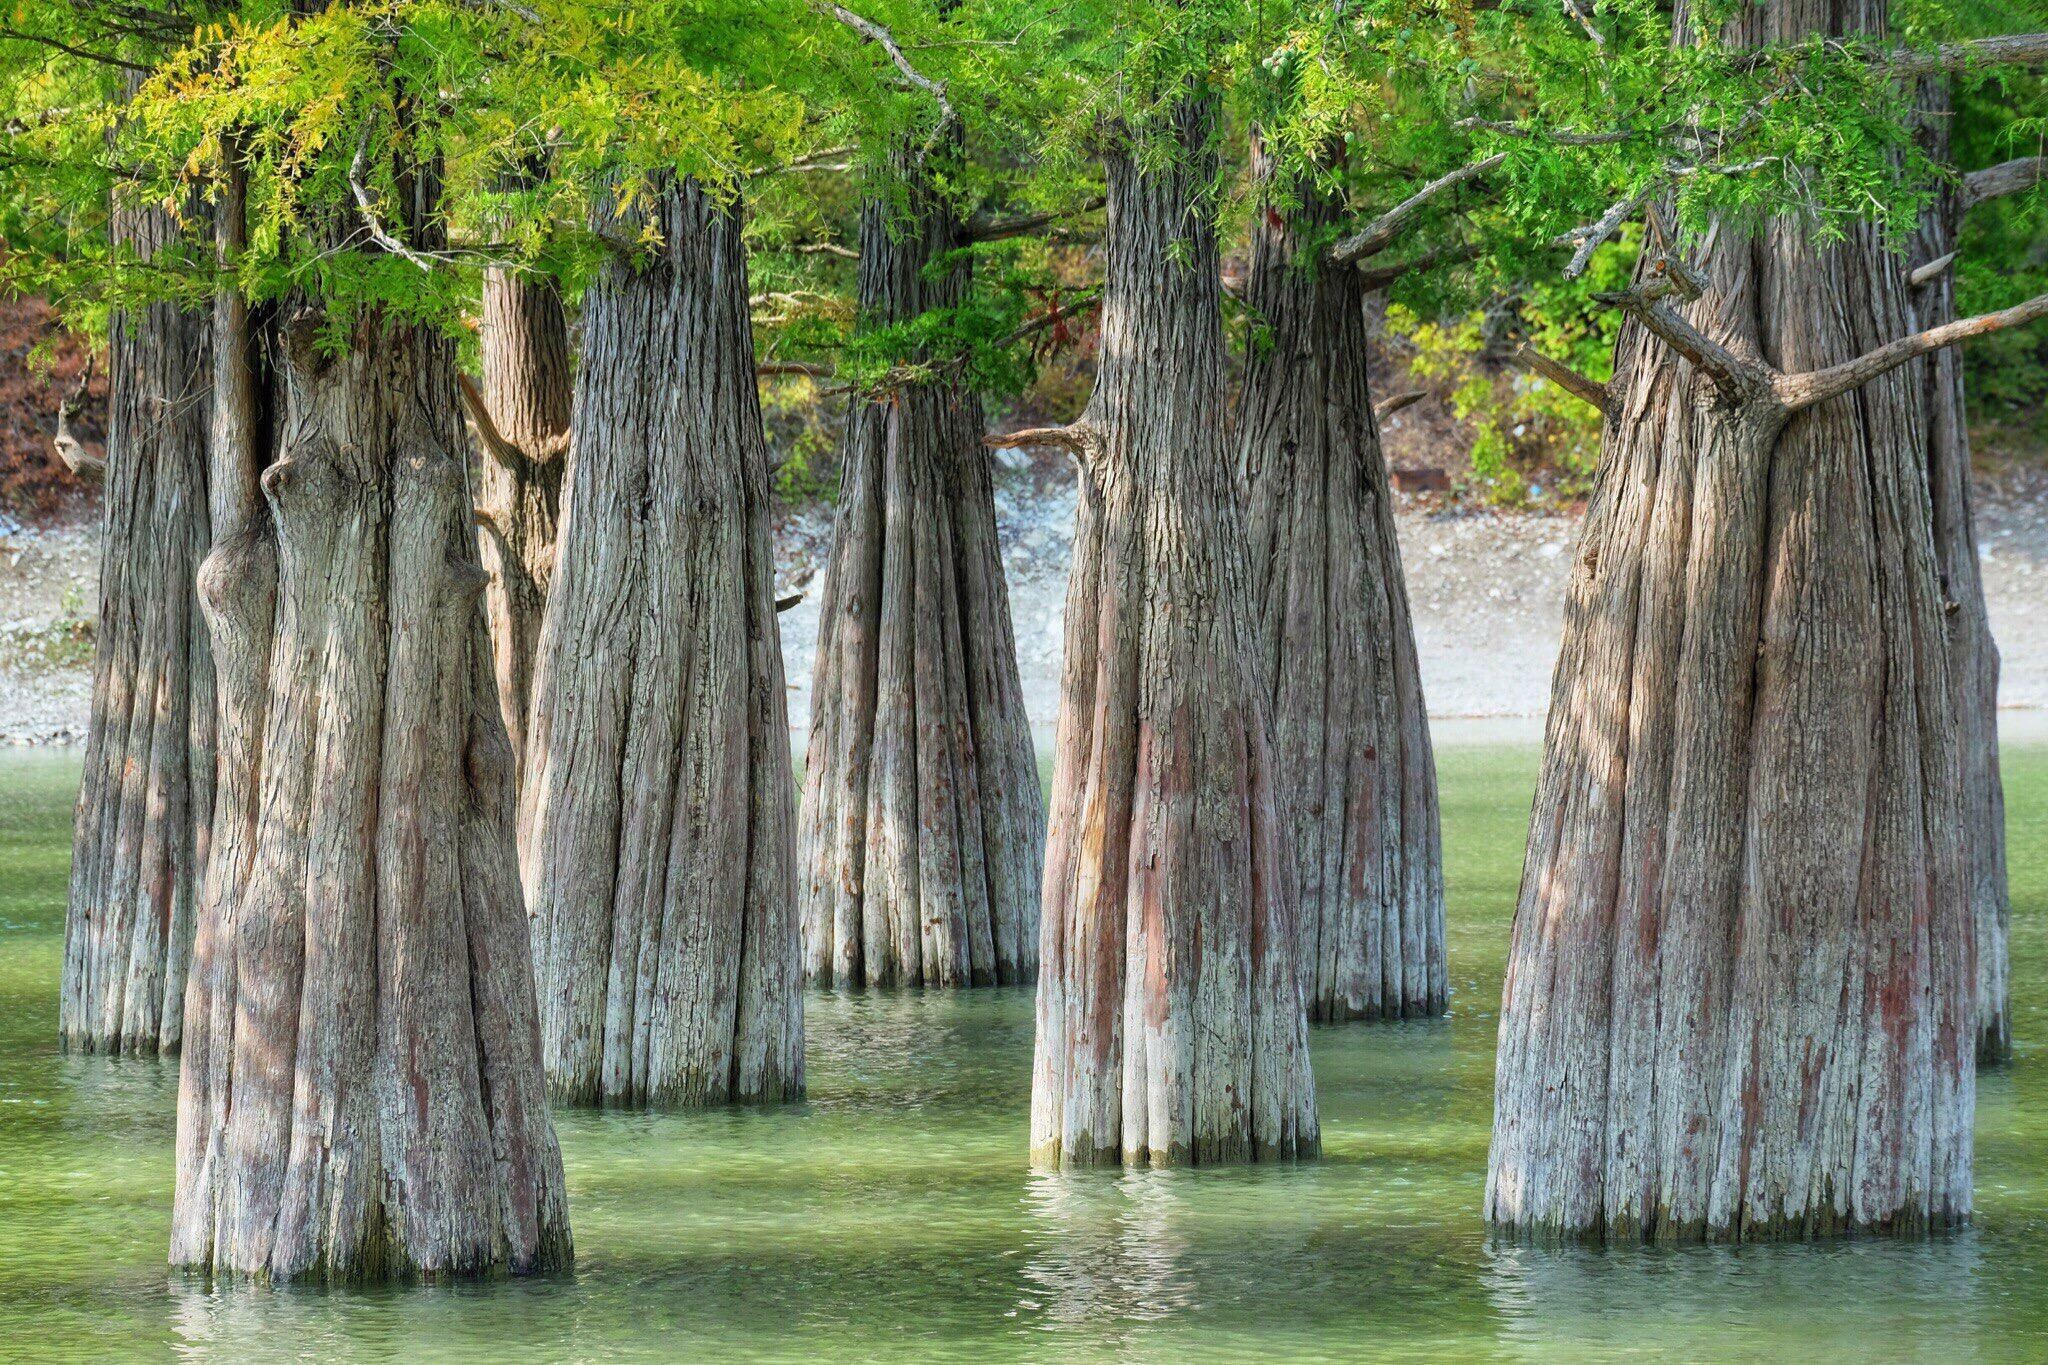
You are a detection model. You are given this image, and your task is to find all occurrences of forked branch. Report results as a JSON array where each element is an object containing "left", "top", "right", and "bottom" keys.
[
  {"left": 1330, "top": 154, "right": 1508, "bottom": 265},
  {"left": 812, "top": 1, "right": 957, "bottom": 135}
]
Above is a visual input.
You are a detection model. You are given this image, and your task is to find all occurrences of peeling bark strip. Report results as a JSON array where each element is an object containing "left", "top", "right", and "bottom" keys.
[
  {"left": 797, "top": 149, "right": 1045, "bottom": 989},
  {"left": 1238, "top": 155, "right": 1445, "bottom": 1023},
  {"left": 1029, "top": 100, "right": 1319, "bottom": 1167},
  {"left": 1488, "top": 0, "right": 1973, "bottom": 1248},
  {"left": 171, "top": 152, "right": 570, "bottom": 1283},
  {"left": 472, "top": 255, "right": 570, "bottom": 768},
  {"left": 1913, "top": 84, "right": 2009, "bottom": 1064},
  {"left": 520, "top": 176, "right": 802, "bottom": 1107},
  {"left": 62, "top": 183, "right": 214, "bottom": 1057}
]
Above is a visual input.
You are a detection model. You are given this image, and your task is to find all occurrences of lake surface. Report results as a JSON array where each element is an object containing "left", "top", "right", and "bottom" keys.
[{"left": 1, "top": 744, "right": 2044, "bottom": 1361}]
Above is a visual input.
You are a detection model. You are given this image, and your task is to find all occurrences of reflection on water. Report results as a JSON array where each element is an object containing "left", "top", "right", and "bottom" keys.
[
  {"left": 1021, "top": 1169, "right": 1198, "bottom": 1328},
  {"left": 1486, "top": 1234, "right": 1996, "bottom": 1357},
  {"left": 1, "top": 746, "right": 2044, "bottom": 1360}
]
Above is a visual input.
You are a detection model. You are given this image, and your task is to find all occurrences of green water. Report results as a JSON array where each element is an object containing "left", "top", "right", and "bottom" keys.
[{"left": 1, "top": 745, "right": 2044, "bottom": 1361}]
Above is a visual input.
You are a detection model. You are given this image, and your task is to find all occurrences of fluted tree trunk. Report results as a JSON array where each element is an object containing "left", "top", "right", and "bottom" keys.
[
  {"left": 797, "top": 149, "right": 1044, "bottom": 990},
  {"left": 170, "top": 138, "right": 570, "bottom": 1283},
  {"left": 1026, "top": 99, "right": 1319, "bottom": 1168},
  {"left": 1238, "top": 154, "right": 1444, "bottom": 1024},
  {"left": 1912, "top": 83, "right": 2008, "bottom": 1064},
  {"left": 519, "top": 176, "right": 802, "bottom": 1108},
  {"left": 1487, "top": 0, "right": 1983, "bottom": 1245},
  {"left": 471, "top": 254, "right": 571, "bottom": 766},
  {"left": 62, "top": 176, "right": 214, "bottom": 1057}
]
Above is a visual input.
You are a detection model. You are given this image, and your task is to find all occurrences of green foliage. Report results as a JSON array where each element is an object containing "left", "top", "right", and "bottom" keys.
[{"left": 0, "top": 0, "right": 2044, "bottom": 485}]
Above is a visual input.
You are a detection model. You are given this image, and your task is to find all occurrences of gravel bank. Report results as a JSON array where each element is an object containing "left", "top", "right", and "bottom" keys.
[{"left": 8, "top": 466, "right": 2047, "bottom": 747}]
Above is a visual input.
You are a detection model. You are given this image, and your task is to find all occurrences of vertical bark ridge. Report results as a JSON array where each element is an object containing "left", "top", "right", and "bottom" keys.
[
  {"left": 170, "top": 147, "right": 571, "bottom": 1282},
  {"left": 521, "top": 176, "right": 802, "bottom": 1107},
  {"left": 62, "top": 180, "right": 214, "bottom": 1058},
  {"left": 797, "top": 148, "right": 1046, "bottom": 989},
  {"left": 475, "top": 244, "right": 571, "bottom": 766},
  {"left": 1911, "top": 83, "right": 2008, "bottom": 1064},
  {"left": 1237, "top": 152, "right": 1445, "bottom": 1023},
  {"left": 1488, "top": 0, "right": 1973, "bottom": 1244},
  {"left": 1030, "top": 99, "right": 1319, "bottom": 1168}
]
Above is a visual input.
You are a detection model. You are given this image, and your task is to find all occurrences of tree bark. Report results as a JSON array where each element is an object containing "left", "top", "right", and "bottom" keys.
[
  {"left": 1912, "top": 82, "right": 2008, "bottom": 1065},
  {"left": 797, "top": 148, "right": 1045, "bottom": 989},
  {"left": 1029, "top": 99, "right": 1319, "bottom": 1167},
  {"left": 170, "top": 145, "right": 570, "bottom": 1283},
  {"left": 474, "top": 254, "right": 571, "bottom": 766},
  {"left": 62, "top": 177, "right": 214, "bottom": 1057},
  {"left": 1237, "top": 152, "right": 1445, "bottom": 1023},
  {"left": 520, "top": 176, "right": 802, "bottom": 1107},
  {"left": 1488, "top": 0, "right": 1974, "bottom": 1239}
]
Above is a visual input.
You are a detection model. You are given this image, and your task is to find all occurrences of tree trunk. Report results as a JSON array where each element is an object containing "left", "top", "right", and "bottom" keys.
[
  {"left": 1029, "top": 100, "right": 1319, "bottom": 1167},
  {"left": 1237, "top": 154, "right": 1445, "bottom": 1023},
  {"left": 519, "top": 176, "right": 802, "bottom": 1107},
  {"left": 170, "top": 152, "right": 570, "bottom": 1283},
  {"left": 62, "top": 182, "right": 214, "bottom": 1057},
  {"left": 797, "top": 150, "right": 1045, "bottom": 989},
  {"left": 474, "top": 257, "right": 571, "bottom": 766},
  {"left": 1912, "top": 83, "right": 2008, "bottom": 1065},
  {"left": 1487, "top": 1, "right": 1974, "bottom": 1232}
]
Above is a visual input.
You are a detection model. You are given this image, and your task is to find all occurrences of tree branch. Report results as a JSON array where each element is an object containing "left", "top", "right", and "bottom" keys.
[
  {"left": 457, "top": 373, "right": 526, "bottom": 469},
  {"left": 1561, "top": 189, "right": 1647, "bottom": 278},
  {"left": 812, "top": 1, "right": 957, "bottom": 134},
  {"left": 984, "top": 423, "right": 1092, "bottom": 455},
  {"left": 1895, "top": 32, "right": 2048, "bottom": 78},
  {"left": 349, "top": 127, "right": 437, "bottom": 273},
  {"left": 1506, "top": 345, "right": 1609, "bottom": 414},
  {"left": 1597, "top": 280, "right": 1770, "bottom": 398},
  {"left": 966, "top": 197, "right": 1104, "bottom": 243},
  {"left": 1374, "top": 388, "right": 1427, "bottom": 419},
  {"left": 758, "top": 359, "right": 834, "bottom": 378},
  {"left": 1330, "top": 154, "right": 1508, "bottom": 265},
  {"left": 1773, "top": 288, "right": 2048, "bottom": 413},
  {"left": 0, "top": 26, "right": 152, "bottom": 73},
  {"left": 1961, "top": 155, "right": 2047, "bottom": 212},
  {"left": 1910, "top": 251, "right": 1956, "bottom": 287}
]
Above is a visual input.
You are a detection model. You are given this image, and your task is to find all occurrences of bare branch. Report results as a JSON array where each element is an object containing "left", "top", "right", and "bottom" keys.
[
  {"left": 1354, "top": 239, "right": 1484, "bottom": 291},
  {"left": 776, "top": 593, "right": 803, "bottom": 613},
  {"left": 457, "top": 373, "right": 526, "bottom": 470},
  {"left": 1330, "top": 153, "right": 1508, "bottom": 265},
  {"left": 984, "top": 423, "right": 1091, "bottom": 455},
  {"left": 1561, "top": 189, "right": 1646, "bottom": 278},
  {"left": 53, "top": 355, "right": 102, "bottom": 481},
  {"left": 1505, "top": 345, "right": 1609, "bottom": 414},
  {"left": 1773, "top": 288, "right": 2048, "bottom": 413},
  {"left": 793, "top": 240, "right": 859, "bottom": 260},
  {"left": 967, "top": 197, "right": 1104, "bottom": 244},
  {"left": 1895, "top": 32, "right": 2048, "bottom": 78},
  {"left": 1597, "top": 281, "right": 1771, "bottom": 397},
  {"left": 1961, "top": 156, "right": 2048, "bottom": 213},
  {"left": 757, "top": 360, "right": 834, "bottom": 379},
  {"left": 1374, "top": 388, "right": 1427, "bottom": 419},
  {"left": 349, "top": 128, "right": 437, "bottom": 273},
  {"left": 812, "top": 1, "right": 957, "bottom": 134},
  {"left": 1910, "top": 251, "right": 1956, "bottom": 287}
]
